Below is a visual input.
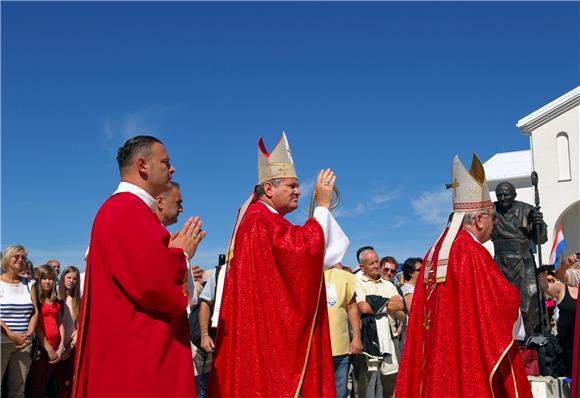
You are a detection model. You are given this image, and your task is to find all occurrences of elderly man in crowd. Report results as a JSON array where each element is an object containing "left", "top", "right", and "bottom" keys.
[
  {"left": 396, "top": 154, "right": 531, "bottom": 398},
  {"left": 73, "top": 135, "right": 205, "bottom": 397},
  {"left": 208, "top": 133, "right": 349, "bottom": 397},
  {"left": 46, "top": 259, "right": 61, "bottom": 279},
  {"left": 353, "top": 247, "right": 404, "bottom": 398}
]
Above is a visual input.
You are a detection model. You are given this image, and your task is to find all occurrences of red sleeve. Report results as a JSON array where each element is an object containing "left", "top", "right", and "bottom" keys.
[
  {"left": 271, "top": 218, "right": 324, "bottom": 260},
  {"left": 93, "top": 194, "right": 188, "bottom": 314}
]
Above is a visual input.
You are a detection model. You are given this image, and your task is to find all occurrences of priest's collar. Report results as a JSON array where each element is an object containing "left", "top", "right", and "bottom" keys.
[
  {"left": 463, "top": 228, "right": 482, "bottom": 244},
  {"left": 113, "top": 182, "right": 156, "bottom": 212},
  {"left": 259, "top": 200, "right": 279, "bottom": 214}
]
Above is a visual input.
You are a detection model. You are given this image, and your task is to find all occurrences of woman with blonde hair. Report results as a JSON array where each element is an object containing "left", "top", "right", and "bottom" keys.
[
  {"left": 53, "top": 265, "right": 81, "bottom": 398},
  {"left": 0, "top": 245, "right": 38, "bottom": 398}
]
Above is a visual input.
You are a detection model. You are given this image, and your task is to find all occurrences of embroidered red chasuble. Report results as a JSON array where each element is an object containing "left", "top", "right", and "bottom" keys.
[
  {"left": 208, "top": 201, "right": 336, "bottom": 397},
  {"left": 396, "top": 229, "right": 532, "bottom": 398},
  {"left": 73, "top": 192, "right": 196, "bottom": 398}
]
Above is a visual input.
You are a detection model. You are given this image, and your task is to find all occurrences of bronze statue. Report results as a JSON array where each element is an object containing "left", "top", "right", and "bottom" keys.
[{"left": 492, "top": 181, "right": 547, "bottom": 339}]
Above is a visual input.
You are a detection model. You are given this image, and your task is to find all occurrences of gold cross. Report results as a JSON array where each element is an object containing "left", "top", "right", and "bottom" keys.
[
  {"left": 278, "top": 164, "right": 289, "bottom": 175},
  {"left": 451, "top": 177, "right": 459, "bottom": 198},
  {"left": 423, "top": 312, "right": 430, "bottom": 330}
]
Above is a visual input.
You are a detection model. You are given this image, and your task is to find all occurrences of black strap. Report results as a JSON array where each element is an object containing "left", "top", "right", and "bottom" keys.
[{"left": 396, "top": 285, "right": 408, "bottom": 314}]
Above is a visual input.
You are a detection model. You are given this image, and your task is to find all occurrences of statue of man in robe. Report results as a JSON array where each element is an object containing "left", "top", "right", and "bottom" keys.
[{"left": 492, "top": 181, "right": 547, "bottom": 339}]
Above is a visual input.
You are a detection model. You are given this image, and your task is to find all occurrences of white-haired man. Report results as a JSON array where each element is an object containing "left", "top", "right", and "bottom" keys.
[{"left": 396, "top": 154, "right": 532, "bottom": 398}]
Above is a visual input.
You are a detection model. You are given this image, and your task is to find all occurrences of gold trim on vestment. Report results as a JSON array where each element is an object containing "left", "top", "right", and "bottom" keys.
[
  {"left": 489, "top": 339, "right": 515, "bottom": 398},
  {"left": 509, "top": 349, "right": 519, "bottom": 398},
  {"left": 294, "top": 275, "right": 324, "bottom": 398}
]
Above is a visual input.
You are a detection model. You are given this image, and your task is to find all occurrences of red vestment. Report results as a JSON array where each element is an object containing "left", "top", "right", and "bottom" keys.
[
  {"left": 396, "top": 229, "right": 532, "bottom": 398},
  {"left": 73, "top": 192, "right": 196, "bottom": 398},
  {"left": 208, "top": 201, "right": 336, "bottom": 397}
]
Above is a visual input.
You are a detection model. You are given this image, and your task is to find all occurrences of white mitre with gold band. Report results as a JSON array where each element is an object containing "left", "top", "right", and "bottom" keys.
[
  {"left": 424, "top": 153, "right": 492, "bottom": 284},
  {"left": 258, "top": 132, "right": 297, "bottom": 184},
  {"left": 227, "top": 132, "right": 298, "bottom": 263}
]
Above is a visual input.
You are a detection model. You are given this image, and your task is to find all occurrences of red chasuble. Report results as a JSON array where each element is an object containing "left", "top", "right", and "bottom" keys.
[
  {"left": 396, "top": 229, "right": 532, "bottom": 398},
  {"left": 73, "top": 192, "right": 196, "bottom": 398},
  {"left": 208, "top": 201, "right": 336, "bottom": 398}
]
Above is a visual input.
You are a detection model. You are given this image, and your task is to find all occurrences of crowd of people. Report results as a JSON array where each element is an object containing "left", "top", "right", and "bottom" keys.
[
  {"left": 1, "top": 134, "right": 578, "bottom": 398},
  {"left": 1, "top": 255, "right": 80, "bottom": 398}
]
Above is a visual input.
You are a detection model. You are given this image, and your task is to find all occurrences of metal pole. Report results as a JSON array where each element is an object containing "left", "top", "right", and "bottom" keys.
[{"left": 531, "top": 171, "right": 549, "bottom": 334}]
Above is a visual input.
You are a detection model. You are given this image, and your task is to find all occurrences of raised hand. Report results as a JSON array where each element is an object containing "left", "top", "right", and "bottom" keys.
[{"left": 314, "top": 169, "right": 336, "bottom": 210}]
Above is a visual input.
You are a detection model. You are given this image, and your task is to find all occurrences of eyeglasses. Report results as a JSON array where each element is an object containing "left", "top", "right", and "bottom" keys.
[
  {"left": 13, "top": 254, "right": 27, "bottom": 261},
  {"left": 478, "top": 212, "right": 497, "bottom": 221},
  {"left": 384, "top": 268, "right": 397, "bottom": 275}
]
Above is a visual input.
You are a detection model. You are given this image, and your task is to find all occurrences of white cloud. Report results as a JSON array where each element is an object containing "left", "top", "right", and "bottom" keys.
[
  {"left": 332, "top": 202, "right": 365, "bottom": 219},
  {"left": 369, "top": 191, "right": 402, "bottom": 207},
  {"left": 388, "top": 217, "right": 406, "bottom": 230},
  {"left": 412, "top": 190, "right": 452, "bottom": 225},
  {"left": 103, "top": 104, "right": 184, "bottom": 142}
]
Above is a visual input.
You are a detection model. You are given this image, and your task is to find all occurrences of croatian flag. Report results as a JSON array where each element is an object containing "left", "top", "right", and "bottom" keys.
[{"left": 549, "top": 224, "right": 567, "bottom": 268}]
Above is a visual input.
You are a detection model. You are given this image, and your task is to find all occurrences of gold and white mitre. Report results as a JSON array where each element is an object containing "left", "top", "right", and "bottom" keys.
[
  {"left": 424, "top": 153, "right": 492, "bottom": 284},
  {"left": 451, "top": 153, "right": 492, "bottom": 212},
  {"left": 257, "top": 132, "right": 297, "bottom": 184}
]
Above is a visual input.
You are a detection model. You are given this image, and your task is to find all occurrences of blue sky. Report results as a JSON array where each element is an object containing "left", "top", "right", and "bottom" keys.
[{"left": 2, "top": 1, "right": 579, "bottom": 271}]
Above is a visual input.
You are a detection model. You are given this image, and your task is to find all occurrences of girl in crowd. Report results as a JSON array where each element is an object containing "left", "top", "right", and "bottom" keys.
[
  {"left": 0, "top": 245, "right": 38, "bottom": 398},
  {"left": 26, "top": 264, "right": 65, "bottom": 398},
  {"left": 54, "top": 266, "right": 81, "bottom": 398}
]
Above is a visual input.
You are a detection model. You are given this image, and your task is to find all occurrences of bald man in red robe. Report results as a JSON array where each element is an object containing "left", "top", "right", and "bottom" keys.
[
  {"left": 73, "top": 136, "right": 205, "bottom": 397},
  {"left": 208, "top": 134, "right": 349, "bottom": 397}
]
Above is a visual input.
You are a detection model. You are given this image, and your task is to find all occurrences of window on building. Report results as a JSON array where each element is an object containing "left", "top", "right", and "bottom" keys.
[{"left": 557, "top": 132, "right": 571, "bottom": 181}]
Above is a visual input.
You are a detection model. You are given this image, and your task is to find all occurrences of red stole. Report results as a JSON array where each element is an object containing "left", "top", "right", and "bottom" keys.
[
  {"left": 73, "top": 193, "right": 196, "bottom": 398},
  {"left": 396, "top": 229, "right": 532, "bottom": 398},
  {"left": 208, "top": 201, "right": 336, "bottom": 397}
]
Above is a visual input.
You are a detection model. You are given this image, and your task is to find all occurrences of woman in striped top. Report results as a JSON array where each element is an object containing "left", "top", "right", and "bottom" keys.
[{"left": 0, "top": 245, "right": 39, "bottom": 398}]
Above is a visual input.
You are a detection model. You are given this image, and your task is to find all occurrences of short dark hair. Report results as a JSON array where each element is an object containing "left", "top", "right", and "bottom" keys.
[
  {"left": 116, "top": 135, "right": 163, "bottom": 173},
  {"left": 356, "top": 246, "right": 374, "bottom": 264},
  {"left": 403, "top": 257, "right": 423, "bottom": 281},
  {"left": 380, "top": 256, "right": 398, "bottom": 269},
  {"left": 158, "top": 181, "right": 180, "bottom": 199}
]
